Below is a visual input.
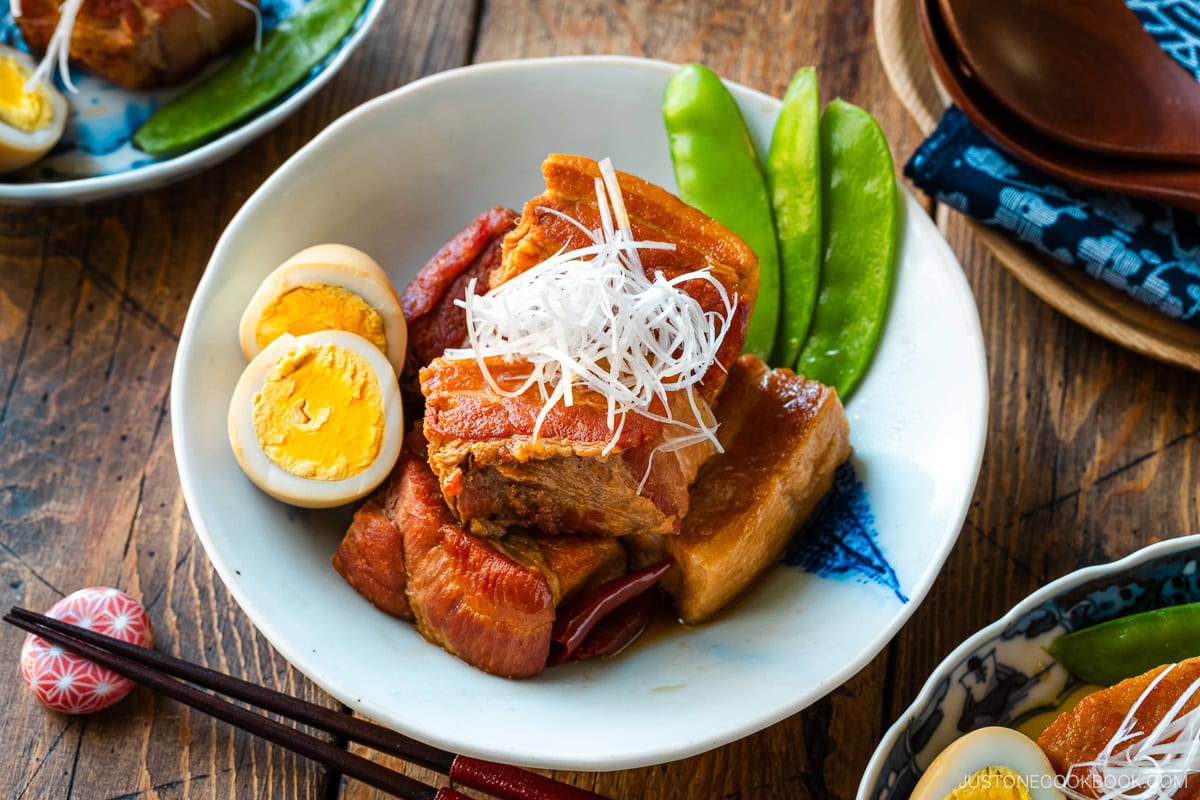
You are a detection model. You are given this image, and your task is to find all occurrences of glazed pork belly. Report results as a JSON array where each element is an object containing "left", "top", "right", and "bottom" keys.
[
  {"left": 402, "top": 207, "right": 518, "bottom": 370},
  {"left": 332, "top": 498, "right": 413, "bottom": 621},
  {"left": 1037, "top": 657, "right": 1200, "bottom": 799},
  {"left": 17, "top": 0, "right": 258, "bottom": 89},
  {"left": 420, "top": 154, "right": 759, "bottom": 538},
  {"left": 334, "top": 429, "right": 625, "bottom": 678},
  {"left": 662, "top": 355, "right": 851, "bottom": 624}
]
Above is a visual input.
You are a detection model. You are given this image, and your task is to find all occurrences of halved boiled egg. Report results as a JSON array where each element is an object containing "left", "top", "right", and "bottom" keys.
[
  {"left": 239, "top": 244, "right": 407, "bottom": 375},
  {"left": 0, "top": 45, "right": 66, "bottom": 174},
  {"left": 228, "top": 330, "right": 403, "bottom": 508},
  {"left": 911, "top": 727, "right": 1064, "bottom": 800}
]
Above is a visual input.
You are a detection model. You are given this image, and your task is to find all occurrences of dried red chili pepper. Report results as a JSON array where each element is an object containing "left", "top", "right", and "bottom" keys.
[
  {"left": 547, "top": 559, "right": 672, "bottom": 666},
  {"left": 569, "top": 588, "right": 663, "bottom": 663}
]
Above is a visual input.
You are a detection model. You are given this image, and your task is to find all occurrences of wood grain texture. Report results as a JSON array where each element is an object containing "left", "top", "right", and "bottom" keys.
[{"left": 1, "top": 1, "right": 1198, "bottom": 799}]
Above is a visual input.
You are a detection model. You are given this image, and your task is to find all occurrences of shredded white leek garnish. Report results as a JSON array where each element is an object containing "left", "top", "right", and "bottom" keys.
[
  {"left": 10, "top": 0, "right": 21, "bottom": 19},
  {"left": 231, "top": 0, "right": 263, "bottom": 52},
  {"left": 187, "top": 0, "right": 213, "bottom": 18},
  {"left": 444, "top": 158, "right": 735, "bottom": 478},
  {"left": 24, "top": 0, "right": 84, "bottom": 94},
  {"left": 1062, "top": 664, "right": 1200, "bottom": 800}
]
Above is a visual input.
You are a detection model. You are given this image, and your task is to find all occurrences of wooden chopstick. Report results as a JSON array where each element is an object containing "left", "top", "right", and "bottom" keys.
[{"left": 6, "top": 608, "right": 611, "bottom": 800}]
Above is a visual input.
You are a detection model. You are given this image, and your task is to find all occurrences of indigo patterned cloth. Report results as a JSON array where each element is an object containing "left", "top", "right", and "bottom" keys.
[
  {"left": 904, "top": 107, "right": 1200, "bottom": 329},
  {"left": 1127, "top": 0, "right": 1200, "bottom": 81}
]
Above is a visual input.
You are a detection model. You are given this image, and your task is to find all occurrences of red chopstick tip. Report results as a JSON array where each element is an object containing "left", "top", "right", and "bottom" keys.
[{"left": 17, "top": 589, "right": 153, "bottom": 714}]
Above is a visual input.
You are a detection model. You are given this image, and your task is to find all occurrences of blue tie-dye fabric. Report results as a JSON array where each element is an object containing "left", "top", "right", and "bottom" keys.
[{"left": 904, "top": 107, "right": 1200, "bottom": 329}]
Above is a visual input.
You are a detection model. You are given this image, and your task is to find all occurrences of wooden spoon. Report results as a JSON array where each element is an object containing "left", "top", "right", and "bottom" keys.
[
  {"left": 918, "top": 0, "right": 1200, "bottom": 212},
  {"left": 939, "top": 0, "right": 1200, "bottom": 164}
]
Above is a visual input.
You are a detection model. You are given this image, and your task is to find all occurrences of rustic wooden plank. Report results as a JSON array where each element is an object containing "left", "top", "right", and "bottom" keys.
[{"left": 0, "top": 1, "right": 478, "bottom": 798}]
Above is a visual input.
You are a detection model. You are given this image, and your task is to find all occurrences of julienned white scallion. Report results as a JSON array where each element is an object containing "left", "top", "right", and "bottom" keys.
[
  {"left": 1062, "top": 664, "right": 1200, "bottom": 800},
  {"left": 23, "top": 0, "right": 85, "bottom": 94},
  {"left": 444, "top": 157, "right": 735, "bottom": 474}
]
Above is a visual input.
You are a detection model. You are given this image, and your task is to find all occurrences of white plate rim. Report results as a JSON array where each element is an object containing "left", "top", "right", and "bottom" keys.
[
  {"left": 172, "top": 54, "right": 990, "bottom": 769},
  {"left": 0, "top": 0, "right": 387, "bottom": 205}
]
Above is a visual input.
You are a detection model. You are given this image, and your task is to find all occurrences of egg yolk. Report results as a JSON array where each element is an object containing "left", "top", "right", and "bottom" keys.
[
  {"left": 255, "top": 284, "right": 388, "bottom": 354},
  {"left": 942, "top": 767, "right": 1032, "bottom": 800},
  {"left": 0, "top": 56, "right": 53, "bottom": 134},
  {"left": 252, "top": 342, "right": 384, "bottom": 481}
]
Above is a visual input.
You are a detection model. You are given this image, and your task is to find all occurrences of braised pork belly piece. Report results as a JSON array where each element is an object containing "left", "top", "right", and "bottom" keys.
[
  {"left": 401, "top": 207, "right": 518, "bottom": 370},
  {"left": 662, "top": 355, "right": 851, "bottom": 624},
  {"left": 17, "top": 0, "right": 259, "bottom": 89},
  {"left": 332, "top": 498, "right": 412, "bottom": 621},
  {"left": 420, "top": 155, "right": 758, "bottom": 538},
  {"left": 421, "top": 357, "right": 713, "bottom": 538},
  {"left": 1037, "top": 657, "right": 1200, "bottom": 799},
  {"left": 496, "top": 154, "right": 757, "bottom": 400},
  {"left": 334, "top": 429, "right": 625, "bottom": 678}
]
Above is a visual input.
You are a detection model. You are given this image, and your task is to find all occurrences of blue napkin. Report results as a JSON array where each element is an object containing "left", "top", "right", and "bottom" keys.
[
  {"left": 904, "top": 107, "right": 1200, "bottom": 331},
  {"left": 903, "top": 0, "right": 1200, "bottom": 331}
]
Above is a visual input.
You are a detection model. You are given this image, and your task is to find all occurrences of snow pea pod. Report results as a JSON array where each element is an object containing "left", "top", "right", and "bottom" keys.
[
  {"left": 1048, "top": 602, "right": 1200, "bottom": 686},
  {"left": 133, "top": 0, "right": 368, "bottom": 156},
  {"left": 766, "top": 67, "right": 821, "bottom": 367},
  {"left": 795, "top": 98, "right": 897, "bottom": 399},
  {"left": 663, "top": 63, "right": 780, "bottom": 362}
]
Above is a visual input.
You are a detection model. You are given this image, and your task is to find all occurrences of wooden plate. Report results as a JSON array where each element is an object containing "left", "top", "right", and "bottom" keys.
[{"left": 874, "top": 0, "right": 1200, "bottom": 372}]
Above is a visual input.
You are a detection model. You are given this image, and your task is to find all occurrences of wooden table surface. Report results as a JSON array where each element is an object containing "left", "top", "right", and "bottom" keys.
[{"left": 1, "top": 2, "right": 1198, "bottom": 798}]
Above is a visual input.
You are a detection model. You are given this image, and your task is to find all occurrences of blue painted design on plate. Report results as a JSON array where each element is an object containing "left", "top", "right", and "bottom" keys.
[{"left": 784, "top": 462, "right": 907, "bottom": 603}]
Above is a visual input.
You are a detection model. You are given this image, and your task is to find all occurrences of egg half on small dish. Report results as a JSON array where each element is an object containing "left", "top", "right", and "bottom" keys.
[
  {"left": 239, "top": 244, "right": 407, "bottom": 375},
  {"left": 0, "top": 44, "right": 66, "bottom": 175},
  {"left": 911, "top": 727, "right": 1064, "bottom": 800},
  {"left": 228, "top": 330, "right": 403, "bottom": 508}
]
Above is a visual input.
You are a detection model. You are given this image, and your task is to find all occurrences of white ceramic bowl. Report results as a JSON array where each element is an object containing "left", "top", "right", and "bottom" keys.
[
  {"left": 860, "top": 534, "right": 1200, "bottom": 800},
  {"left": 172, "top": 55, "right": 989, "bottom": 770}
]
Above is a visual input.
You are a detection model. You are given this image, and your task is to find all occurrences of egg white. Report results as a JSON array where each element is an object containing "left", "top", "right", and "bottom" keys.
[
  {"left": 228, "top": 330, "right": 404, "bottom": 509},
  {"left": 911, "top": 727, "right": 1065, "bottom": 800},
  {"left": 0, "top": 45, "right": 66, "bottom": 175},
  {"left": 238, "top": 244, "right": 407, "bottom": 375}
]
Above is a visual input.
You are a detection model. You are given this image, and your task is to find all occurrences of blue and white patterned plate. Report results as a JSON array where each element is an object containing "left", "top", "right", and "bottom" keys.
[
  {"left": 0, "top": 0, "right": 385, "bottom": 205},
  {"left": 860, "top": 534, "right": 1200, "bottom": 800}
]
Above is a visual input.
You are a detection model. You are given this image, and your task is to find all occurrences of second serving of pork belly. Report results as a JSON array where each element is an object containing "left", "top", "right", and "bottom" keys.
[{"left": 18, "top": 0, "right": 259, "bottom": 89}]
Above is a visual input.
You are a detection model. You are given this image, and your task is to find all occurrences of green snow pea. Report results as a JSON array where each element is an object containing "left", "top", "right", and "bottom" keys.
[
  {"left": 795, "top": 98, "right": 897, "bottom": 399},
  {"left": 663, "top": 63, "right": 781, "bottom": 362},
  {"left": 766, "top": 67, "right": 821, "bottom": 367},
  {"left": 1048, "top": 602, "right": 1200, "bottom": 686},
  {"left": 133, "top": 0, "right": 368, "bottom": 156}
]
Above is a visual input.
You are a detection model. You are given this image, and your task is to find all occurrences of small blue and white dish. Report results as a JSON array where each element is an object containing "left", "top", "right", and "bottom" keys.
[
  {"left": 860, "top": 534, "right": 1200, "bottom": 800},
  {"left": 0, "top": 0, "right": 385, "bottom": 205}
]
